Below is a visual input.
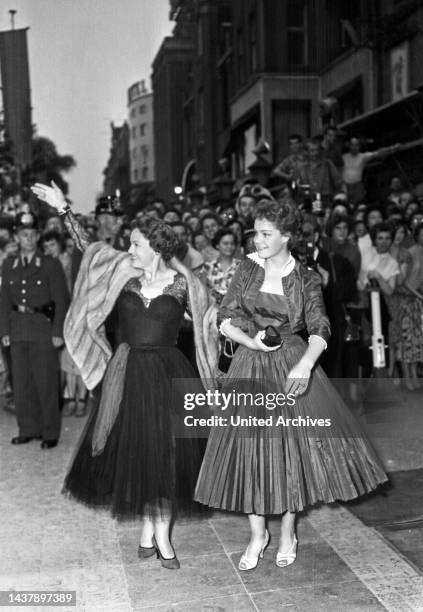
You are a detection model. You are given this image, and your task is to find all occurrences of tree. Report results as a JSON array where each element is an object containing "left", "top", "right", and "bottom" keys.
[{"left": 25, "top": 136, "right": 76, "bottom": 194}]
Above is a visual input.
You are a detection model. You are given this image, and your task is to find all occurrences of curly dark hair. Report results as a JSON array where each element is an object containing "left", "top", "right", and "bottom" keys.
[
  {"left": 130, "top": 218, "right": 179, "bottom": 262},
  {"left": 254, "top": 197, "right": 302, "bottom": 249},
  {"left": 212, "top": 228, "right": 238, "bottom": 249},
  {"left": 40, "top": 230, "right": 64, "bottom": 249},
  {"left": 370, "top": 221, "right": 395, "bottom": 244}
]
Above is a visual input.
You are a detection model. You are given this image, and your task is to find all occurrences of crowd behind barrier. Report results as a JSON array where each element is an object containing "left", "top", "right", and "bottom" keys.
[{"left": 1, "top": 127, "right": 423, "bottom": 418}]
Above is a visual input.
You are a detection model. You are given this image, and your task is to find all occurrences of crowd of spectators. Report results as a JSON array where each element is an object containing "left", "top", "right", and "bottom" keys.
[{"left": 1, "top": 127, "right": 423, "bottom": 410}]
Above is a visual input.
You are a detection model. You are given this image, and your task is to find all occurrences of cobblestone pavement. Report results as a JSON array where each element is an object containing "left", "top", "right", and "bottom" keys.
[{"left": 1, "top": 393, "right": 422, "bottom": 612}]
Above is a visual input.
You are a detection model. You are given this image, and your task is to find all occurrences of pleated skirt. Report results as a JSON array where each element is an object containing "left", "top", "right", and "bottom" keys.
[
  {"left": 194, "top": 335, "right": 388, "bottom": 515},
  {"left": 63, "top": 346, "right": 206, "bottom": 520}
]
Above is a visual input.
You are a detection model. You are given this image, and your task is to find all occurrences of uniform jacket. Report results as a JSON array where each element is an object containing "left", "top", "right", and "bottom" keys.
[
  {"left": 0, "top": 251, "right": 70, "bottom": 342},
  {"left": 217, "top": 253, "right": 331, "bottom": 344}
]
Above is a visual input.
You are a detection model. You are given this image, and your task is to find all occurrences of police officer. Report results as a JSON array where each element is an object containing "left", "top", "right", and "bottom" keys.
[
  {"left": 0, "top": 212, "right": 69, "bottom": 448},
  {"left": 69, "top": 194, "right": 128, "bottom": 287},
  {"left": 95, "top": 194, "right": 129, "bottom": 250}
]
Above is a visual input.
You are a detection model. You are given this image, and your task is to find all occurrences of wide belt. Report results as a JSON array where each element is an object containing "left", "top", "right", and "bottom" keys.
[{"left": 12, "top": 301, "right": 55, "bottom": 322}]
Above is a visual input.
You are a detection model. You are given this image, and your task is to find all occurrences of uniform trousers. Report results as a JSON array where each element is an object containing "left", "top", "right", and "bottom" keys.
[{"left": 11, "top": 342, "right": 61, "bottom": 440}]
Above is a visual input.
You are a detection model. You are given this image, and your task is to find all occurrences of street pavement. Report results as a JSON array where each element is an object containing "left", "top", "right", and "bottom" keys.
[{"left": 1, "top": 387, "right": 423, "bottom": 612}]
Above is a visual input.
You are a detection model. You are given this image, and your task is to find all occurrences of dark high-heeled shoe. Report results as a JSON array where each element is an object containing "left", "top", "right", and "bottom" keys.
[
  {"left": 137, "top": 544, "right": 156, "bottom": 559},
  {"left": 152, "top": 536, "right": 180, "bottom": 570}
]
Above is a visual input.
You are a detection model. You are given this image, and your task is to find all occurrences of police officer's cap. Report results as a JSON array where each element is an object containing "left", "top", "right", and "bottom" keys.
[
  {"left": 95, "top": 195, "right": 124, "bottom": 217},
  {"left": 14, "top": 212, "right": 38, "bottom": 232}
]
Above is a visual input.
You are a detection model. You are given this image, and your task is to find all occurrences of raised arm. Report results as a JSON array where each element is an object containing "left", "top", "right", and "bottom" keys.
[{"left": 31, "top": 182, "right": 91, "bottom": 252}]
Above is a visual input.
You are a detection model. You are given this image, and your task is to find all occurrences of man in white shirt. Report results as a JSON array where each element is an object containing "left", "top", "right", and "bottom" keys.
[{"left": 342, "top": 137, "right": 400, "bottom": 205}]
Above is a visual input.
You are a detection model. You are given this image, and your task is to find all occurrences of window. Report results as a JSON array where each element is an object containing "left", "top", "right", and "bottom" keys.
[
  {"left": 287, "top": 1, "right": 307, "bottom": 66},
  {"left": 198, "top": 17, "right": 203, "bottom": 56},
  {"left": 219, "top": 61, "right": 231, "bottom": 128},
  {"left": 141, "top": 145, "right": 148, "bottom": 163},
  {"left": 249, "top": 13, "right": 257, "bottom": 74},
  {"left": 131, "top": 108, "right": 136, "bottom": 118},
  {"left": 132, "top": 148, "right": 137, "bottom": 159},
  {"left": 142, "top": 167, "right": 148, "bottom": 180},
  {"left": 337, "top": 79, "right": 363, "bottom": 122},
  {"left": 198, "top": 88, "right": 205, "bottom": 129},
  {"left": 237, "top": 27, "right": 245, "bottom": 85},
  {"left": 140, "top": 123, "right": 146, "bottom": 137},
  {"left": 133, "top": 168, "right": 138, "bottom": 182},
  {"left": 132, "top": 127, "right": 136, "bottom": 139},
  {"left": 139, "top": 104, "right": 146, "bottom": 114}
]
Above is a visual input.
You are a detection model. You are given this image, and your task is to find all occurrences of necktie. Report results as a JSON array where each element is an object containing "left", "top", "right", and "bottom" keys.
[{"left": 23, "top": 256, "right": 28, "bottom": 268}]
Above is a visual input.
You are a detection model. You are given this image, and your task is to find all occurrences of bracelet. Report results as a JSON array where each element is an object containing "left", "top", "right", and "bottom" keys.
[{"left": 58, "top": 204, "right": 71, "bottom": 216}]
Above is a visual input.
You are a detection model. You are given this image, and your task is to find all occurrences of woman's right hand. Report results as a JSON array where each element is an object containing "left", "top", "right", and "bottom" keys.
[
  {"left": 249, "top": 330, "right": 281, "bottom": 352},
  {"left": 30, "top": 181, "right": 67, "bottom": 213}
]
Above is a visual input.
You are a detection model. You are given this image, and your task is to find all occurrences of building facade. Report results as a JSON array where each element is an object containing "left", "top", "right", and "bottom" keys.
[
  {"left": 127, "top": 80, "right": 155, "bottom": 185},
  {"left": 152, "top": 0, "right": 423, "bottom": 200},
  {"left": 102, "top": 121, "right": 130, "bottom": 206}
]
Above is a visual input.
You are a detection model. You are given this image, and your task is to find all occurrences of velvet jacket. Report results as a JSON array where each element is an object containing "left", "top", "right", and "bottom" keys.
[{"left": 217, "top": 253, "right": 331, "bottom": 344}]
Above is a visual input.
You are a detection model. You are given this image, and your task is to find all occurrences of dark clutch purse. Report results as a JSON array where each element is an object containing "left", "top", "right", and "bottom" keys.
[
  {"left": 217, "top": 337, "right": 238, "bottom": 373},
  {"left": 261, "top": 325, "right": 282, "bottom": 347}
]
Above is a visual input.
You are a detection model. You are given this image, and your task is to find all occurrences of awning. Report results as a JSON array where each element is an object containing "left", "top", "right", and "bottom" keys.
[{"left": 339, "top": 90, "right": 423, "bottom": 147}]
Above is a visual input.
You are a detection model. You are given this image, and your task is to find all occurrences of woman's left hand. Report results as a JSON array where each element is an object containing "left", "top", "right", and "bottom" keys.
[
  {"left": 285, "top": 360, "right": 312, "bottom": 397},
  {"left": 31, "top": 181, "right": 67, "bottom": 212}
]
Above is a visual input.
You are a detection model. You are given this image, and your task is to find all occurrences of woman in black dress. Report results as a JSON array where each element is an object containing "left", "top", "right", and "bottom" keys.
[
  {"left": 31, "top": 182, "right": 214, "bottom": 570},
  {"left": 195, "top": 198, "right": 387, "bottom": 570}
]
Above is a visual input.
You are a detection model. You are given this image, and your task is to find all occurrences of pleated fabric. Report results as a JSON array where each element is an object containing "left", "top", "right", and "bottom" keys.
[
  {"left": 63, "top": 345, "right": 205, "bottom": 520},
  {"left": 194, "top": 335, "right": 388, "bottom": 515}
]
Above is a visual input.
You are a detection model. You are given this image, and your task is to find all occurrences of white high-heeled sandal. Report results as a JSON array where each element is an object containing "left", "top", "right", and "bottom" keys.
[
  {"left": 238, "top": 530, "right": 270, "bottom": 571},
  {"left": 276, "top": 536, "right": 297, "bottom": 567}
]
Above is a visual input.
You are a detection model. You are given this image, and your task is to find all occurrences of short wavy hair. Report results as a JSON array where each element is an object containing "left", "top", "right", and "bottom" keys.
[
  {"left": 254, "top": 197, "right": 302, "bottom": 249},
  {"left": 130, "top": 217, "right": 179, "bottom": 262},
  {"left": 212, "top": 228, "right": 238, "bottom": 249}
]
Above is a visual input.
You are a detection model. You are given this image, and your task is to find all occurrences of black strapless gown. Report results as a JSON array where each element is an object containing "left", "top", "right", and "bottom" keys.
[{"left": 63, "top": 276, "right": 205, "bottom": 520}]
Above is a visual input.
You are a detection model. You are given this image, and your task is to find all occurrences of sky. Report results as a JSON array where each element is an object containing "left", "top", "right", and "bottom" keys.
[{"left": 0, "top": 0, "right": 173, "bottom": 212}]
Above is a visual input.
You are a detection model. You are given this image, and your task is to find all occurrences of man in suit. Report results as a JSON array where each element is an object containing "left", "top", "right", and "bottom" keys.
[{"left": 0, "top": 212, "right": 69, "bottom": 448}]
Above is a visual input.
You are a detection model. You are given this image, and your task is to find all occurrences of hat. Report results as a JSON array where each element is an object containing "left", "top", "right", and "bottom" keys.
[
  {"left": 95, "top": 195, "right": 124, "bottom": 217},
  {"left": 237, "top": 183, "right": 274, "bottom": 202},
  {"left": 14, "top": 211, "right": 38, "bottom": 232}
]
